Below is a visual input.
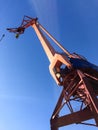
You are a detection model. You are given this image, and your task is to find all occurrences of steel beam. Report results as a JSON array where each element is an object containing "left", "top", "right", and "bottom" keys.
[{"left": 51, "top": 107, "right": 93, "bottom": 128}]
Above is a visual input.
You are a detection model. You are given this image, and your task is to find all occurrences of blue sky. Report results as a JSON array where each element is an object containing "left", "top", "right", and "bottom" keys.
[{"left": 0, "top": 0, "right": 98, "bottom": 130}]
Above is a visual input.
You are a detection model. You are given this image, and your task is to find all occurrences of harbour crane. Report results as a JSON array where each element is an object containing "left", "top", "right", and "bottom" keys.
[{"left": 7, "top": 16, "right": 98, "bottom": 130}]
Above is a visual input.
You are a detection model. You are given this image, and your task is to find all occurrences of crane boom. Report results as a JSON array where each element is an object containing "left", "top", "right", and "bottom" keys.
[
  {"left": 32, "top": 23, "right": 55, "bottom": 62},
  {"left": 7, "top": 16, "right": 72, "bottom": 85}
]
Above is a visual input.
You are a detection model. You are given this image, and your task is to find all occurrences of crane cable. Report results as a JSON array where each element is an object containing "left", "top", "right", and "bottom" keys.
[{"left": 0, "top": 34, "right": 5, "bottom": 42}]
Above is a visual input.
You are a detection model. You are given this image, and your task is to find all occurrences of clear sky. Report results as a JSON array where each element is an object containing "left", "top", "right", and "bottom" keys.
[{"left": 0, "top": 0, "right": 98, "bottom": 130}]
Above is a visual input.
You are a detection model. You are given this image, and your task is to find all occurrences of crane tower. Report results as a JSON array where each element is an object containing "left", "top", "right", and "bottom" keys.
[{"left": 7, "top": 16, "right": 98, "bottom": 130}]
